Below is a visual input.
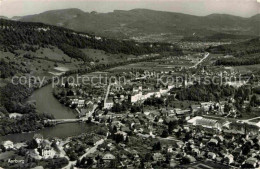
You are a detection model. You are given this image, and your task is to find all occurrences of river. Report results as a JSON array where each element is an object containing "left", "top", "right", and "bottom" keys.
[{"left": 0, "top": 84, "right": 96, "bottom": 143}]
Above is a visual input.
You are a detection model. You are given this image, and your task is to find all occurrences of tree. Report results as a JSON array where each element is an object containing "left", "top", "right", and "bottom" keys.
[
  {"left": 65, "top": 81, "right": 69, "bottom": 89},
  {"left": 250, "top": 95, "right": 257, "bottom": 107},
  {"left": 114, "top": 133, "right": 124, "bottom": 143},
  {"left": 242, "top": 144, "right": 251, "bottom": 155},
  {"left": 153, "top": 141, "right": 161, "bottom": 151},
  {"left": 145, "top": 153, "right": 152, "bottom": 162},
  {"left": 181, "top": 156, "right": 192, "bottom": 164},
  {"left": 246, "top": 105, "right": 252, "bottom": 112},
  {"left": 224, "top": 104, "right": 231, "bottom": 113},
  {"left": 86, "top": 158, "right": 94, "bottom": 166},
  {"left": 161, "top": 129, "right": 169, "bottom": 138},
  {"left": 27, "top": 139, "right": 38, "bottom": 149}
]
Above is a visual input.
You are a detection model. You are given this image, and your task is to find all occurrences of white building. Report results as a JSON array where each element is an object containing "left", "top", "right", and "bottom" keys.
[
  {"left": 9, "top": 113, "right": 23, "bottom": 119},
  {"left": 200, "top": 102, "right": 214, "bottom": 112},
  {"left": 159, "top": 88, "right": 168, "bottom": 95},
  {"left": 77, "top": 100, "right": 85, "bottom": 108},
  {"left": 195, "top": 118, "right": 220, "bottom": 129},
  {"left": 42, "top": 145, "right": 55, "bottom": 159},
  {"left": 71, "top": 99, "right": 79, "bottom": 105},
  {"left": 131, "top": 92, "right": 143, "bottom": 103},
  {"left": 133, "top": 86, "right": 142, "bottom": 93},
  {"left": 2, "top": 140, "right": 14, "bottom": 150},
  {"left": 104, "top": 97, "right": 114, "bottom": 109}
]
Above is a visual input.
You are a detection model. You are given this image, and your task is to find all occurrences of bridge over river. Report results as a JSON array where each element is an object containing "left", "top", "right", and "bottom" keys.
[
  {"left": 44, "top": 119, "right": 84, "bottom": 125},
  {"left": 44, "top": 104, "right": 99, "bottom": 125}
]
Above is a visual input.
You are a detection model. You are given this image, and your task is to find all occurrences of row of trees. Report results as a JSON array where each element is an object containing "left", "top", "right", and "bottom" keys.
[{"left": 216, "top": 55, "right": 260, "bottom": 66}]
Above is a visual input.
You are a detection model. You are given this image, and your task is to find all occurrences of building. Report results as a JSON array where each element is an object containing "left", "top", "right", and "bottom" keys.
[
  {"left": 200, "top": 102, "right": 214, "bottom": 112},
  {"left": 9, "top": 113, "right": 23, "bottom": 119},
  {"left": 104, "top": 97, "right": 114, "bottom": 109},
  {"left": 102, "top": 153, "right": 116, "bottom": 161},
  {"left": 191, "top": 105, "right": 201, "bottom": 113},
  {"left": 41, "top": 145, "right": 55, "bottom": 159},
  {"left": 39, "top": 140, "right": 56, "bottom": 159},
  {"left": 244, "top": 157, "right": 258, "bottom": 168},
  {"left": 224, "top": 154, "right": 234, "bottom": 164},
  {"left": 207, "top": 152, "right": 217, "bottom": 159},
  {"left": 77, "top": 100, "right": 85, "bottom": 108},
  {"left": 71, "top": 98, "right": 79, "bottom": 105},
  {"left": 133, "top": 86, "right": 142, "bottom": 93},
  {"left": 2, "top": 140, "right": 14, "bottom": 150},
  {"left": 131, "top": 92, "right": 142, "bottom": 103},
  {"left": 194, "top": 118, "right": 221, "bottom": 129}
]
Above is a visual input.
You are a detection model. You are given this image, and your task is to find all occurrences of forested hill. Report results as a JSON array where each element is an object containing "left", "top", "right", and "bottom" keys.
[
  {"left": 207, "top": 38, "right": 260, "bottom": 66},
  {"left": 18, "top": 8, "right": 259, "bottom": 39},
  {"left": 207, "top": 38, "right": 260, "bottom": 56},
  {"left": 0, "top": 19, "right": 182, "bottom": 61}
]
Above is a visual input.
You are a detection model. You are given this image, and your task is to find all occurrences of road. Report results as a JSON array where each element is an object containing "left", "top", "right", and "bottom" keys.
[
  {"left": 190, "top": 52, "right": 210, "bottom": 68},
  {"left": 79, "top": 139, "right": 105, "bottom": 161},
  {"left": 203, "top": 115, "right": 260, "bottom": 127},
  {"left": 62, "top": 138, "right": 105, "bottom": 169},
  {"left": 242, "top": 116, "right": 260, "bottom": 123}
]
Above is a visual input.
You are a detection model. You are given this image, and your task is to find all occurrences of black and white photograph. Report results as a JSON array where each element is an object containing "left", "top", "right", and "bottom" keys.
[{"left": 0, "top": 0, "right": 260, "bottom": 168}]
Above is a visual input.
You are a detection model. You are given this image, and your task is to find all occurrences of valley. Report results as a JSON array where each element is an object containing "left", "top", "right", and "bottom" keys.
[{"left": 0, "top": 7, "right": 260, "bottom": 169}]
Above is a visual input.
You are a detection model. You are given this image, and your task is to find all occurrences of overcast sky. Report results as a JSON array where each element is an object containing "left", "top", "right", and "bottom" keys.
[{"left": 0, "top": 0, "right": 259, "bottom": 18}]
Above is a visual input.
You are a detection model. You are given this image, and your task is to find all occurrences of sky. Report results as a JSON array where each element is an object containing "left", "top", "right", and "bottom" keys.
[{"left": 0, "top": 0, "right": 259, "bottom": 18}]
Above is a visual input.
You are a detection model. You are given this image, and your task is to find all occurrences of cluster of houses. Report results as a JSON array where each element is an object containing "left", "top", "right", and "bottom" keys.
[
  {"left": 103, "top": 78, "right": 187, "bottom": 110},
  {"left": 26, "top": 134, "right": 60, "bottom": 160},
  {"left": 171, "top": 124, "right": 260, "bottom": 168},
  {"left": 179, "top": 41, "right": 231, "bottom": 50},
  {"left": 0, "top": 134, "right": 60, "bottom": 160},
  {"left": 67, "top": 104, "right": 260, "bottom": 168}
]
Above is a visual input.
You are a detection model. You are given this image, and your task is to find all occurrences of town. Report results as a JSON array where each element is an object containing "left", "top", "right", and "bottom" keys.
[
  {"left": 0, "top": 1, "right": 260, "bottom": 168},
  {"left": 1, "top": 51, "right": 260, "bottom": 168}
]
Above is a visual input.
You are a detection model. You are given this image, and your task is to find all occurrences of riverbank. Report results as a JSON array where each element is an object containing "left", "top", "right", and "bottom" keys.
[{"left": 0, "top": 53, "right": 173, "bottom": 142}]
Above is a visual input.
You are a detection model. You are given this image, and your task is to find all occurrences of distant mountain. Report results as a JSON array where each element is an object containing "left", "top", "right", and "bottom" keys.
[
  {"left": 11, "top": 16, "right": 22, "bottom": 21},
  {"left": 0, "top": 16, "right": 8, "bottom": 20},
  {"left": 19, "top": 8, "right": 260, "bottom": 41},
  {"left": 250, "top": 14, "right": 260, "bottom": 20}
]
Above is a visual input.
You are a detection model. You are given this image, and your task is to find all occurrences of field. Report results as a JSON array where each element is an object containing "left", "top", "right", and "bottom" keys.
[
  {"left": 108, "top": 53, "right": 204, "bottom": 73},
  {"left": 0, "top": 46, "right": 83, "bottom": 80},
  {"left": 81, "top": 48, "right": 137, "bottom": 64},
  {"left": 207, "top": 53, "right": 260, "bottom": 73}
]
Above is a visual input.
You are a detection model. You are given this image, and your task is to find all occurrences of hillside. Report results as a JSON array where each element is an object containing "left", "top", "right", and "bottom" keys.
[
  {"left": 0, "top": 18, "right": 184, "bottom": 80},
  {"left": 207, "top": 38, "right": 260, "bottom": 55},
  {"left": 0, "top": 18, "right": 182, "bottom": 81},
  {"left": 207, "top": 38, "right": 260, "bottom": 66},
  {"left": 0, "top": 18, "right": 182, "bottom": 125},
  {"left": 0, "top": 19, "right": 181, "bottom": 57},
  {"left": 18, "top": 8, "right": 260, "bottom": 41}
]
